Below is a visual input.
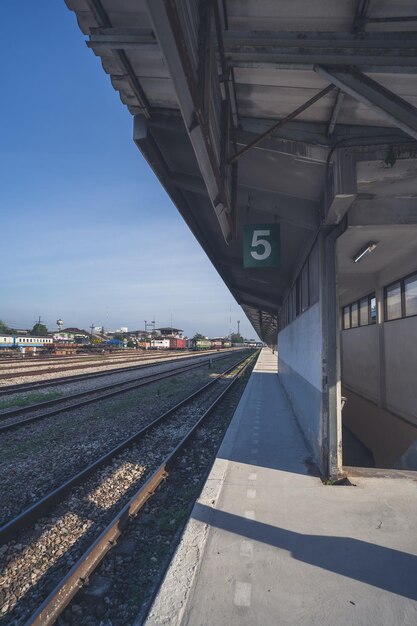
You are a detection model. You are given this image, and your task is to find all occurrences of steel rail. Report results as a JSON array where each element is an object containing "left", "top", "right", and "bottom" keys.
[
  {"left": 24, "top": 352, "right": 256, "bottom": 626},
  {"left": 0, "top": 350, "right": 198, "bottom": 379},
  {"left": 0, "top": 352, "right": 255, "bottom": 546},
  {"left": 0, "top": 349, "right": 239, "bottom": 397},
  {"left": 0, "top": 351, "right": 181, "bottom": 370},
  {"left": 0, "top": 352, "right": 243, "bottom": 432}
]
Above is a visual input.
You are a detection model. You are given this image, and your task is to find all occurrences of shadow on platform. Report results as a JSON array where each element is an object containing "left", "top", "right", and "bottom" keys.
[{"left": 192, "top": 503, "right": 417, "bottom": 601}]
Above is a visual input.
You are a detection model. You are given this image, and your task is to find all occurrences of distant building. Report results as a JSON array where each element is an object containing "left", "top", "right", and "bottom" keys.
[
  {"left": 156, "top": 327, "right": 184, "bottom": 339},
  {"left": 62, "top": 327, "right": 90, "bottom": 344}
]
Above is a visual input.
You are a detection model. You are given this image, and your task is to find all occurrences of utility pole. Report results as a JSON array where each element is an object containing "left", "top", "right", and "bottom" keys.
[
  {"left": 90, "top": 323, "right": 95, "bottom": 343},
  {"left": 237, "top": 320, "right": 241, "bottom": 337}
]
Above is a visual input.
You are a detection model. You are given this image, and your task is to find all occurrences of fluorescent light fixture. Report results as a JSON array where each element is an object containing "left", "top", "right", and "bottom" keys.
[{"left": 353, "top": 241, "right": 377, "bottom": 263}]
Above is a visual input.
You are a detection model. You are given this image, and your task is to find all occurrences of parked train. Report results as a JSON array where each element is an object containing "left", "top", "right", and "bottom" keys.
[{"left": 0, "top": 335, "right": 53, "bottom": 350}]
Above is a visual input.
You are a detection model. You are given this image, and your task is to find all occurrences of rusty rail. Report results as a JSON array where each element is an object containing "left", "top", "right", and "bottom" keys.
[
  {"left": 0, "top": 352, "right": 256, "bottom": 546},
  {"left": 0, "top": 351, "right": 245, "bottom": 432},
  {"left": 0, "top": 349, "right": 240, "bottom": 396},
  {"left": 24, "top": 351, "right": 256, "bottom": 625}
]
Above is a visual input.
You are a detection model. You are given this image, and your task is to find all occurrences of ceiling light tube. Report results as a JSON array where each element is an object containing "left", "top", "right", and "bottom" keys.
[{"left": 353, "top": 241, "right": 377, "bottom": 263}]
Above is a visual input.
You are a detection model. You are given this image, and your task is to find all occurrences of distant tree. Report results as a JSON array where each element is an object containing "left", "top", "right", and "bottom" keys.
[
  {"left": 31, "top": 322, "right": 48, "bottom": 336},
  {"left": 230, "top": 333, "right": 243, "bottom": 343},
  {"left": 127, "top": 339, "right": 135, "bottom": 348},
  {"left": 192, "top": 333, "right": 205, "bottom": 341},
  {"left": 0, "top": 320, "right": 11, "bottom": 334},
  {"left": 113, "top": 334, "right": 124, "bottom": 341}
]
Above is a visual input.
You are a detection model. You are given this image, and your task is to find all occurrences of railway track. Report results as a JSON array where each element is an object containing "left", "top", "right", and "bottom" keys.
[
  {"left": 0, "top": 351, "right": 238, "bottom": 433},
  {"left": 0, "top": 349, "right": 240, "bottom": 396},
  {"left": 0, "top": 351, "right": 256, "bottom": 625},
  {"left": 0, "top": 350, "right": 196, "bottom": 372},
  {"left": 0, "top": 350, "right": 225, "bottom": 380}
]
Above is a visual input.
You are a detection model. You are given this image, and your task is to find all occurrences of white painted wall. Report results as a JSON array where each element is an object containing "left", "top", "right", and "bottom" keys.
[
  {"left": 278, "top": 303, "right": 322, "bottom": 391},
  {"left": 341, "top": 325, "right": 378, "bottom": 403},
  {"left": 278, "top": 303, "right": 323, "bottom": 465},
  {"left": 385, "top": 316, "right": 417, "bottom": 423}
]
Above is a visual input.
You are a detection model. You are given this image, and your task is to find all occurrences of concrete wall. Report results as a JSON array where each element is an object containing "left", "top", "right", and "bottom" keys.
[
  {"left": 342, "top": 387, "right": 417, "bottom": 468},
  {"left": 341, "top": 325, "right": 378, "bottom": 403},
  {"left": 384, "top": 316, "right": 417, "bottom": 422},
  {"left": 278, "top": 303, "right": 323, "bottom": 464},
  {"left": 340, "top": 249, "right": 417, "bottom": 468}
]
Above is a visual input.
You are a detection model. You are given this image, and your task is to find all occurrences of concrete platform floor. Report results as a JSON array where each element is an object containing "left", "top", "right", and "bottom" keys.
[{"left": 145, "top": 348, "right": 417, "bottom": 626}]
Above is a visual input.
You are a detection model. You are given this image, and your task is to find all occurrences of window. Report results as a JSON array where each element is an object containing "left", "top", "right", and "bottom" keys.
[
  {"left": 385, "top": 281, "right": 402, "bottom": 321},
  {"left": 343, "top": 294, "right": 376, "bottom": 330},
  {"left": 370, "top": 296, "right": 377, "bottom": 322},
  {"left": 296, "top": 276, "right": 301, "bottom": 316},
  {"left": 308, "top": 242, "right": 319, "bottom": 306},
  {"left": 359, "top": 297, "right": 369, "bottom": 326},
  {"left": 279, "top": 242, "right": 322, "bottom": 331},
  {"left": 343, "top": 306, "right": 350, "bottom": 329},
  {"left": 405, "top": 273, "right": 417, "bottom": 317},
  {"left": 351, "top": 302, "right": 359, "bottom": 328},
  {"left": 301, "top": 263, "right": 309, "bottom": 312}
]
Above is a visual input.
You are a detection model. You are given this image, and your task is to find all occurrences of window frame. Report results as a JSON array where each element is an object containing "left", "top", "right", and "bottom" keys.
[
  {"left": 384, "top": 270, "right": 417, "bottom": 322},
  {"left": 342, "top": 293, "right": 376, "bottom": 330}
]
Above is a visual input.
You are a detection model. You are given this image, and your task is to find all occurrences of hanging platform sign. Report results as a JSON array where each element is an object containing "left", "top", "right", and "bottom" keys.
[{"left": 243, "top": 224, "right": 280, "bottom": 268}]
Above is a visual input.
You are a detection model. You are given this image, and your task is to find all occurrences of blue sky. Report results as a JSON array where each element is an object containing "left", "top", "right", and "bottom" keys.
[{"left": 1, "top": 2, "right": 257, "bottom": 339}]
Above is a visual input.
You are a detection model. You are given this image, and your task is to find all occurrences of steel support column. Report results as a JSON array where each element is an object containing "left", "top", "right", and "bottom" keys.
[{"left": 320, "top": 223, "right": 345, "bottom": 478}]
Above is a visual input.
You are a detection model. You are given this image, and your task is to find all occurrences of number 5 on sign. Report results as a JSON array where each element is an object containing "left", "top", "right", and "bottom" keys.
[{"left": 243, "top": 224, "right": 280, "bottom": 268}]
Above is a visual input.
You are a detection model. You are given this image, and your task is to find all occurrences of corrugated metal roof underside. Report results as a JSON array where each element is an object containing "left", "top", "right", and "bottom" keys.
[{"left": 64, "top": 0, "right": 417, "bottom": 344}]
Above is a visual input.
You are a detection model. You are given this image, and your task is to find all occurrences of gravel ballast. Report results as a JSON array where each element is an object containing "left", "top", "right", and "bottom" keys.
[
  {"left": 0, "top": 354, "right": 248, "bottom": 527},
  {"left": 0, "top": 356, "right": 254, "bottom": 626}
]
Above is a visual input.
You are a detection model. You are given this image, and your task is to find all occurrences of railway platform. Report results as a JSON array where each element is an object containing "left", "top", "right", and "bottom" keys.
[{"left": 145, "top": 348, "right": 417, "bottom": 626}]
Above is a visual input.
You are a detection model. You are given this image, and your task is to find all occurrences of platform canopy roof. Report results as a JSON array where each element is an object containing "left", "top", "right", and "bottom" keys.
[{"left": 65, "top": 0, "right": 417, "bottom": 344}]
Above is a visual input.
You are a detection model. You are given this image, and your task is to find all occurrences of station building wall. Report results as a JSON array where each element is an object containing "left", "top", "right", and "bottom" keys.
[
  {"left": 277, "top": 239, "right": 325, "bottom": 467},
  {"left": 278, "top": 303, "right": 323, "bottom": 464},
  {"left": 341, "top": 325, "right": 378, "bottom": 403},
  {"left": 340, "top": 252, "right": 417, "bottom": 467}
]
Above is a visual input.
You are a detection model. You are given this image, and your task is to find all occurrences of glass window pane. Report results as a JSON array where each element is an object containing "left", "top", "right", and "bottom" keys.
[
  {"left": 308, "top": 243, "right": 319, "bottom": 305},
  {"left": 386, "top": 282, "right": 402, "bottom": 320},
  {"left": 370, "top": 297, "right": 377, "bottom": 322},
  {"left": 405, "top": 274, "right": 417, "bottom": 317},
  {"left": 301, "top": 264, "right": 309, "bottom": 312},
  {"left": 351, "top": 302, "right": 359, "bottom": 328},
  {"left": 343, "top": 306, "right": 350, "bottom": 329},
  {"left": 359, "top": 297, "right": 369, "bottom": 326},
  {"left": 296, "top": 277, "right": 301, "bottom": 316}
]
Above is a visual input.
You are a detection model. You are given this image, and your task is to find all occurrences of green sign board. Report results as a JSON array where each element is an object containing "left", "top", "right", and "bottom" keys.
[{"left": 243, "top": 223, "right": 280, "bottom": 268}]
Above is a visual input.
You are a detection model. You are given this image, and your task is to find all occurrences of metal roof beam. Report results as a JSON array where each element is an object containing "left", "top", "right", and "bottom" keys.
[
  {"left": 323, "top": 150, "right": 357, "bottom": 225},
  {"left": 235, "top": 128, "right": 329, "bottom": 162},
  {"left": 327, "top": 89, "right": 345, "bottom": 137},
  {"left": 145, "top": 0, "right": 233, "bottom": 242},
  {"left": 352, "top": 0, "right": 370, "bottom": 34},
  {"left": 238, "top": 118, "right": 412, "bottom": 148},
  {"left": 228, "top": 85, "right": 335, "bottom": 164},
  {"left": 223, "top": 30, "right": 417, "bottom": 68},
  {"left": 316, "top": 66, "right": 417, "bottom": 142}
]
